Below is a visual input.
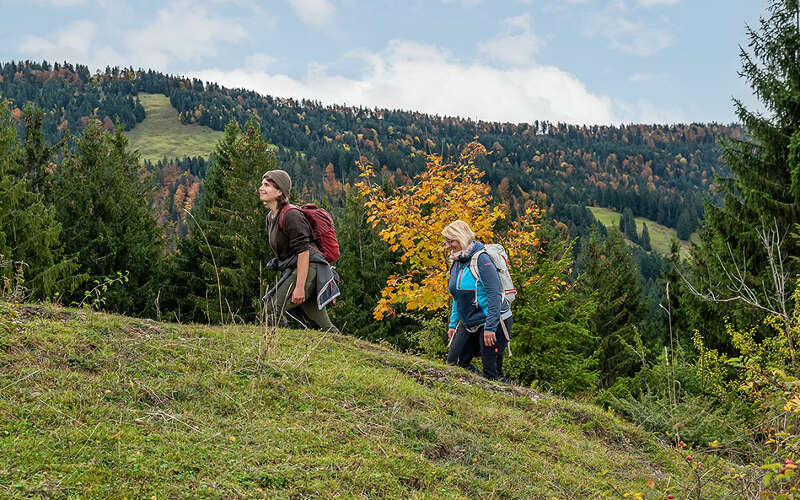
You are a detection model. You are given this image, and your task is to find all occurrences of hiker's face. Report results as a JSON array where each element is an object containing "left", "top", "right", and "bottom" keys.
[
  {"left": 259, "top": 179, "right": 281, "bottom": 204},
  {"left": 445, "top": 237, "right": 462, "bottom": 253}
]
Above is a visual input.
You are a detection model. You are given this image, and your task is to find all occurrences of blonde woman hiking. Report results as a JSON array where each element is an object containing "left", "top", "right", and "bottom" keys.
[{"left": 443, "top": 220, "right": 512, "bottom": 381}]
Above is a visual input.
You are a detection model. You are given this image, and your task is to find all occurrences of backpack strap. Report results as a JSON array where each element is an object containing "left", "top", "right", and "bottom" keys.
[
  {"left": 277, "top": 204, "right": 323, "bottom": 256},
  {"left": 469, "top": 250, "right": 485, "bottom": 284},
  {"left": 277, "top": 203, "right": 298, "bottom": 232},
  {"left": 469, "top": 250, "right": 486, "bottom": 305},
  {"left": 471, "top": 249, "right": 512, "bottom": 357}
]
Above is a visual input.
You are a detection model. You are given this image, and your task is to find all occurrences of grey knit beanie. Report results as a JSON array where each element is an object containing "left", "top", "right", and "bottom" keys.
[{"left": 262, "top": 169, "right": 291, "bottom": 198}]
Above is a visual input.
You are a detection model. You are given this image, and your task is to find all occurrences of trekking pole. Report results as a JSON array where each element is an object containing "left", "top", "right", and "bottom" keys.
[
  {"left": 448, "top": 321, "right": 460, "bottom": 348},
  {"left": 285, "top": 310, "right": 309, "bottom": 330},
  {"left": 500, "top": 318, "right": 512, "bottom": 356}
]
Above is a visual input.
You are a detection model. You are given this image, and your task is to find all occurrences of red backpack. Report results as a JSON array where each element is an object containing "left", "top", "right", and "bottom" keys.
[{"left": 278, "top": 204, "right": 340, "bottom": 263}]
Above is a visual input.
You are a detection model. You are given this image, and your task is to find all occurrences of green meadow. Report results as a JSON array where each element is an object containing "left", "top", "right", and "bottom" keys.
[
  {"left": 125, "top": 93, "right": 224, "bottom": 163},
  {"left": 587, "top": 206, "right": 697, "bottom": 258},
  {"left": 0, "top": 301, "right": 737, "bottom": 498}
]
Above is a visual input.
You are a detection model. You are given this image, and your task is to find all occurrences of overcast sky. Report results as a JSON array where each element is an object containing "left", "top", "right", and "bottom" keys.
[{"left": 0, "top": 0, "right": 767, "bottom": 125}]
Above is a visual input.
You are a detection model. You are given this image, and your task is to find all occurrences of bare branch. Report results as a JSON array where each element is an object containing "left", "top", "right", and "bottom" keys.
[{"left": 678, "top": 219, "right": 792, "bottom": 324}]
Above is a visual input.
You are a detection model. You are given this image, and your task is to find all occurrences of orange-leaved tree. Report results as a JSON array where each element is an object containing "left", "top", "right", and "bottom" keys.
[{"left": 357, "top": 142, "right": 541, "bottom": 319}]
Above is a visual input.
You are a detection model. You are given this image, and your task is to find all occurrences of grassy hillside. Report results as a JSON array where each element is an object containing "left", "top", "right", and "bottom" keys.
[
  {"left": 587, "top": 206, "right": 698, "bottom": 258},
  {"left": 125, "top": 93, "right": 224, "bottom": 163},
  {"left": 0, "top": 301, "right": 735, "bottom": 498}
]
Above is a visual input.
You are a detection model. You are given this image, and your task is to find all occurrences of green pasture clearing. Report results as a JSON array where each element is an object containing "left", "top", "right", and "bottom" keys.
[
  {"left": 0, "top": 301, "right": 736, "bottom": 498},
  {"left": 587, "top": 206, "right": 698, "bottom": 258},
  {"left": 125, "top": 93, "right": 224, "bottom": 163}
]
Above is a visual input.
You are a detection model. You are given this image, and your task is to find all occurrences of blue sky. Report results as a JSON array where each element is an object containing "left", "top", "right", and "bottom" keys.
[{"left": 0, "top": 0, "right": 767, "bottom": 125}]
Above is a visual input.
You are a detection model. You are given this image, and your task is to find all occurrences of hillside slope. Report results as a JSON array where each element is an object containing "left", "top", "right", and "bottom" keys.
[
  {"left": 0, "top": 301, "right": 731, "bottom": 498},
  {"left": 2, "top": 61, "right": 733, "bottom": 238},
  {"left": 124, "top": 93, "right": 224, "bottom": 163},
  {"left": 587, "top": 206, "right": 697, "bottom": 258}
]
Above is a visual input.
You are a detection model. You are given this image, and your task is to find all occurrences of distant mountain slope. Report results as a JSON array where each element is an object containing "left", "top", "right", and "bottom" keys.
[
  {"left": 124, "top": 93, "right": 223, "bottom": 163},
  {"left": 1, "top": 60, "right": 739, "bottom": 239},
  {"left": 0, "top": 301, "right": 734, "bottom": 498}
]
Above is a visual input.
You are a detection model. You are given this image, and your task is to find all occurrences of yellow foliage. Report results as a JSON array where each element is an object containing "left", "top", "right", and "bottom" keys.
[
  {"left": 356, "top": 142, "right": 541, "bottom": 320},
  {"left": 694, "top": 279, "right": 800, "bottom": 460}
]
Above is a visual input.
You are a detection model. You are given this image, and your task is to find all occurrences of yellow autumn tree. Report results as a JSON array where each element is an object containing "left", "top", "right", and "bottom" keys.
[{"left": 357, "top": 142, "right": 531, "bottom": 319}]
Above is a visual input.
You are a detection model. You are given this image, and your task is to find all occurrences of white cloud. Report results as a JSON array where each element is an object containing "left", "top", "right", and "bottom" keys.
[
  {"left": 478, "top": 13, "right": 542, "bottom": 67},
  {"left": 19, "top": 3, "right": 251, "bottom": 71},
  {"left": 20, "top": 20, "right": 123, "bottom": 68},
  {"left": 613, "top": 97, "right": 684, "bottom": 123},
  {"left": 288, "top": 0, "right": 335, "bottom": 29},
  {"left": 21, "top": 20, "right": 94, "bottom": 56},
  {"left": 15, "top": 6, "right": 680, "bottom": 125},
  {"left": 188, "top": 39, "right": 665, "bottom": 125},
  {"left": 124, "top": 2, "right": 248, "bottom": 69},
  {"left": 637, "top": 0, "right": 679, "bottom": 6},
  {"left": 588, "top": 15, "right": 672, "bottom": 56}
]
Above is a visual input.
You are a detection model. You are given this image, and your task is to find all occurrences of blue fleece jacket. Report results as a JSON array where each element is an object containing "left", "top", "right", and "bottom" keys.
[{"left": 448, "top": 241, "right": 505, "bottom": 333}]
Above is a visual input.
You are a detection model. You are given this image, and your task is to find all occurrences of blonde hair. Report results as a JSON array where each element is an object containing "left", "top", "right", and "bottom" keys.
[{"left": 441, "top": 220, "right": 475, "bottom": 249}]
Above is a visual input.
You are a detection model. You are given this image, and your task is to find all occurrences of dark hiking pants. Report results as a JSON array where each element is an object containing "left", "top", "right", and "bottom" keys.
[
  {"left": 446, "top": 316, "right": 512, "bottom": 380},
  {"left": 264, "top": 263, "right": 338, "bottom": 333}
]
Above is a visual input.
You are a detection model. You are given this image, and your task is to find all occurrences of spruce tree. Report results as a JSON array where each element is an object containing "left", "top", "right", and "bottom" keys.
[
  {"left": 618, "top": 208, "right": 627, "bottom": 235},
  {"left": 579, "top": 228, "right": 648, "bottom": 388},
  {"left": 619, "top": 207, "right": 638, "bottom": 244},
  {"left": 507, "top": 218, "right": 598, "bottom": 395},
  {"left": 50, "top": 119, "right": 162, "bottom": 314},
  {"left": 170, "top": 119, "right": 276, "bottom": 323},
  {"left": 689, "top": 0, "right": 800, "bottom": 347},
  {"left": 22, "top": 104, "right": 63, "bottom": 195},
  {"left": 640, "top": 222, "right": 652, "bottom": 251},
  {"left": 169, "top": 121, "right": 240, "bottom": 323},
  {"left": 675, "top": 208, "right": 695, "bottom": 241},
  {"left": 0, "top": 101, "right": 74, "bottom": 299}
]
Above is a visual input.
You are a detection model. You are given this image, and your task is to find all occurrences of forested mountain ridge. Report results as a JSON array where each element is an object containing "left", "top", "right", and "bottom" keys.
[{"left": 1, "top": 60, "right": 740, "bottom": 242}]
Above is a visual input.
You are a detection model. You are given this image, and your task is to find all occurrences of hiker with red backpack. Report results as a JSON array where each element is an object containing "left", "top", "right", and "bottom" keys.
[
  {"left": 443, "top": 220, "right": 513, "bottom": 381},
  {"left": 259, "top": 169, "right": 340, "bottom": 333}
]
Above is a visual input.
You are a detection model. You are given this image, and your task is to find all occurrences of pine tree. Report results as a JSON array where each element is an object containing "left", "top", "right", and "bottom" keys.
[
  {"left": 170, "top": 119, "right": 276, "bottom": 323},
  {"left": 579, "top": 228, "right": 648, "bottom": 388},
  {"left": 50, "top": 119, "right": 162, "bottom": 314},
  {"left": 689, "top": 0, "right": 800, "bottom": 347},
  {"left": 22, "top": 104, "right": 63, "bottom": 195},
  {"left": 706, "top": 0, "right": 800, "bottom": 263},
  {"left": 169, "top": 120, "right": 241, "bottom": 322},
  {"left": 619, "top": 207, "right": 638, "bottom": 244},
  {"left": 675, "top": 208, "right": 695, "bottom": 241},
  {"left": 507, "top": 218, "right": 598, "bottom": 395},
  {"left": 0, "top": 101, "right": 74, "bottom": 299},
  {"left": 640, "top": 222, "right": 652, "bottom": 251}
]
